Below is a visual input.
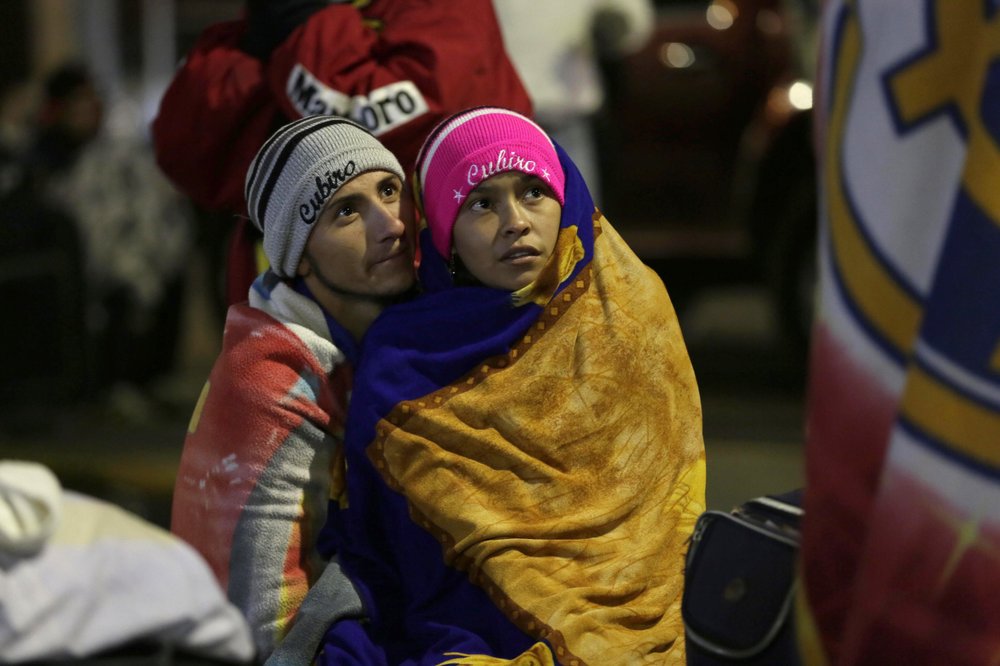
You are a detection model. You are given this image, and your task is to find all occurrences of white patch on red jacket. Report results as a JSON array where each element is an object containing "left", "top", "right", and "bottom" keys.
[{"left": 286, "top": 63, "right": 429, "bottom": 136}]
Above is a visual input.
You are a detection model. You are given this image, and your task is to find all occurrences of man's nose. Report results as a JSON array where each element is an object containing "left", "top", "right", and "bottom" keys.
[{"left": 373, "top": 204, "right": 407, "bottom": 242}]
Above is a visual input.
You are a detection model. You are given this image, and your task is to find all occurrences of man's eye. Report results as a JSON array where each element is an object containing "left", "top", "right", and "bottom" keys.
[
  {"left": 381, "top": 184, "right": 398, "bottom": 197},
  {"left": 335, "top": 205, "right": 356, "bottom": 218}
]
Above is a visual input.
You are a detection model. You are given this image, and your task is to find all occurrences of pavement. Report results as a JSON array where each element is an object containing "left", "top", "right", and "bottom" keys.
[
  {"left": 1, "top": 257, "right": 807, "bottom": 528},
  {"left": 682, "top": 284, "right": 807, "bottom": 510}
]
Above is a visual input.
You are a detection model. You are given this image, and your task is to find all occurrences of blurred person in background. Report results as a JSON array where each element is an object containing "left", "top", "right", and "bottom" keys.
[
  {"left": 0, "top": 76, "right": 35, "bottom": 158},
  {"left": 24, "top": 63, "right": 194, "bottom": 421},
  {"left": 798, "top": 2, "right": 1000, "bottom": 664},
  {"left": 152, "top": 0, "right": 532, "bottom": 308},
  {"left": 0, "top": 75, "right": 87, "bottom": 432},
  {"left": 494, "top": 0, "right": 654, "bottom": 202}
]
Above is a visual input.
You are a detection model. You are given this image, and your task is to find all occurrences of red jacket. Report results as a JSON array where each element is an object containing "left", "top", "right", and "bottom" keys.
[{"left": 152, "top": 1, "right": 532, "bottom": 303}]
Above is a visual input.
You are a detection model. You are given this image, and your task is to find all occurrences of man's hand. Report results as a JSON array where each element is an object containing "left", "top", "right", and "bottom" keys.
[{"left": 240, "top": 0, "right": 330, "bottom": 60}]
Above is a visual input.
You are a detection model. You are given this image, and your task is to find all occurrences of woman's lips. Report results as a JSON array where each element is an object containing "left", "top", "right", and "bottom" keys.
[{"left": 501, "top": 245, "right": 540, "bottom": 263}]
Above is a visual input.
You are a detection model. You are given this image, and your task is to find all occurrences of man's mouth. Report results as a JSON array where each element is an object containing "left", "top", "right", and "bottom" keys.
[{"left": 372, "top": 249, "right": 409, "bottom": 267}]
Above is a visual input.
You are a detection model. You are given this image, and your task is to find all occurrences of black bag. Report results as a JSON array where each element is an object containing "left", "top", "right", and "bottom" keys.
[{"left": 683, "top": 490, "right": 803, "bottom": 665}]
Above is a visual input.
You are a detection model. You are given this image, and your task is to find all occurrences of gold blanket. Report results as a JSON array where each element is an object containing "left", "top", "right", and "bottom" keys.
[{"left": 368, "top": 214, "right": 706, "bottom": 665}]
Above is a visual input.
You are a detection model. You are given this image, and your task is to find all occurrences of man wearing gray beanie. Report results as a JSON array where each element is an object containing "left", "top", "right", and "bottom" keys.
[{"left": 169, "top": 115, "right": 415, "bottom": 664}]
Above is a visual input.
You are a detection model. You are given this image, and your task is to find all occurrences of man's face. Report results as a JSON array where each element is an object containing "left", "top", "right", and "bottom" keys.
[
  {"left": 297, "top": 170, "right": 415, "bottom": 300},
  {"left": 61, "top": 83, "right": 103, "bottom": 142}
]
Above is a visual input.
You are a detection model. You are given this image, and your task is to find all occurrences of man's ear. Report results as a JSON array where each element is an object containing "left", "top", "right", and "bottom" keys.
[
  {"left": 296, "top": 251, "right": 312, "bottom": 278},
  {"left": 400, "top": 185, "right": 418, "bottom": 247},
  {"left": 400, "top": 183, "right": 416, "bottom": 227}
]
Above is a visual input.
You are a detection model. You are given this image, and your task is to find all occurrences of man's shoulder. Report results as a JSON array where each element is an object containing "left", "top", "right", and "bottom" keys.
[
  {"left": 221, "top": 300, "right": 349, "bottom": 381},
  {"left": 225, "top": 300, "right": 285, "bottom": 333},
  {"left": 221, "top": 303, "right": 312, "bottom": 359}
]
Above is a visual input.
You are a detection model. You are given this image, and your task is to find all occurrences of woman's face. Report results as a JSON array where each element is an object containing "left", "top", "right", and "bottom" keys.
[{"left": 452, "top": 171, "right": 562, "bottom": 291}]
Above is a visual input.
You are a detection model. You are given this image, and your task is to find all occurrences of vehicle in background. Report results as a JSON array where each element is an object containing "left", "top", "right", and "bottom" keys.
[{"left": 595, "top": 0, "right": 819, "bottom": 358}]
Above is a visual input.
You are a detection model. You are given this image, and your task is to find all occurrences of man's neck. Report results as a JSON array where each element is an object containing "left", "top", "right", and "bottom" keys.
[
  {"left": 324, "top": 295, "right": 383, "bottom": 344},
  {"left": 303, "top": 275, "right": 385, "bottom": 343}
]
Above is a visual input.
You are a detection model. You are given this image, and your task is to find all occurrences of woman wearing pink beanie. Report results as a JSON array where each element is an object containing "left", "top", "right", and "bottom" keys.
[
  {"left": 414, "top": 106, "right": 567, "bottom": 295},
  {"left": 316, "top": 107, "right": 706, "bottom": 665}
]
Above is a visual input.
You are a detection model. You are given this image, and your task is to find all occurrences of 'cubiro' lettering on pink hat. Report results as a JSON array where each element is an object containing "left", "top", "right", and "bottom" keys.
[{"left": 414, "top": 107, "right": 566, "bottom": 259}]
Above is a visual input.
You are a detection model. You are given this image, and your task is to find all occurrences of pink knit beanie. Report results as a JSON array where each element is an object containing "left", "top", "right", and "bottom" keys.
[{"left": 414, "top": 107, "right": 566, "bottom": 259}]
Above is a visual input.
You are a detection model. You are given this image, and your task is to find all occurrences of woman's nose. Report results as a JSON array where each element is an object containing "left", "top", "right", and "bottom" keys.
[{"left": 499, "top": 204, "right": 530, "bottom": 236}]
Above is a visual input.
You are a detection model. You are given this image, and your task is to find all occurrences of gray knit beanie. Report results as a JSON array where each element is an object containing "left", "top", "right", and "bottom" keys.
[{"left": 244, "top": 116, "right": 405, "bottom": 278}]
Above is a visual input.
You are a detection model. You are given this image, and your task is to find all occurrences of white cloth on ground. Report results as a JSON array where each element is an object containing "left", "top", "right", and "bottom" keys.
[{"left": 0, "top": 460, "right": 255, "bottom": 664}]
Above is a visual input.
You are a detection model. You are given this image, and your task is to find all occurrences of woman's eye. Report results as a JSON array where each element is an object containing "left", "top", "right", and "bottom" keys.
[
  {"left": 525, "top": 187, "right": 544, "bottom": 200},
  {"left": 381, "top": 183, "right": 399, "bottom": 198},
  {"left": 470, "top": 198, "right": 491, "bottom": 211}
]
